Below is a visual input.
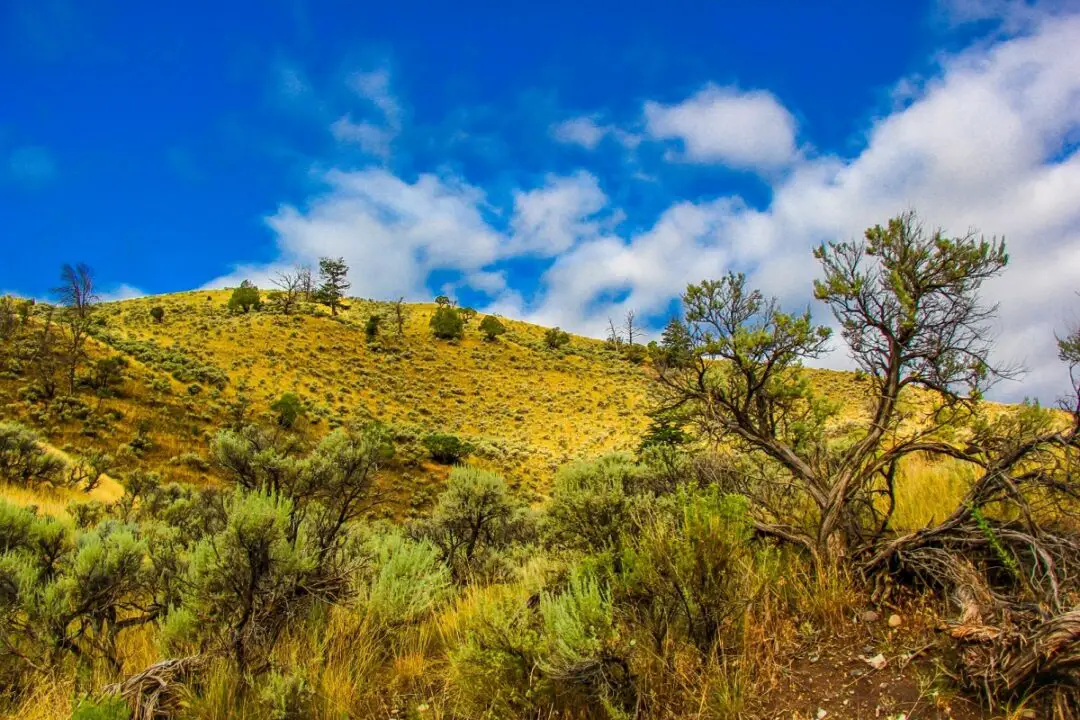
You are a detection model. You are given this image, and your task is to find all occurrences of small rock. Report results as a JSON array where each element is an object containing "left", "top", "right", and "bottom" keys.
[
  {"left": 865, "top": 653, "right": 888, "bottom": 670},
  {"left": 1020, "top": 711, "right": 1036, "bottom": 719},
  {"left": 849, "top": 668, "right": 864, "bottom": 678},
  {"left": 861, "top": 610, "right": 880, "bottom": 623},
  {"left": 817, "top": 709, "right": 828, "bottom": 720},
  {"left": 888, "top": 613, "right": 903, "bottom": 628}
]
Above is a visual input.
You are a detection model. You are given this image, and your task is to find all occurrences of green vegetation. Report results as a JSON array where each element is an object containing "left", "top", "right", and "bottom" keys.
[
  {"left": 0, "top": 211, "right": 1078, "bottom": 719},
  {"left": 544, "top": 326, "right": 570, "bottom": 349},
  {"left": 227, "top": 281, "right": 261, "bottom": 313},
  {"left": 429, "top": 305, "right": 465, "bottom": 340},
  {"left": 479, "top": 314, "right": 506, "bottom": 341}
]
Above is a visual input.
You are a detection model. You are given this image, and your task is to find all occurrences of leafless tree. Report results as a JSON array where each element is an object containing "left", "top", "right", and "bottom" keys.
[
  {"left": 606, "top": 317, "right": 624, "bottom": 347},
  {"left": 297, "top": 265, "right": 314, "bottom": 300},
  {"left": 271, "top": 269, "right": 303, "bottom": 315},
  {"left": 52, "top": 263, "right": 97, "bottom": 394},
  {"left": 392, "top": 297, "right": 408, "bottom": 338},
  {"left": 622, "top": 309, "right": 642, "bottom": 346}
]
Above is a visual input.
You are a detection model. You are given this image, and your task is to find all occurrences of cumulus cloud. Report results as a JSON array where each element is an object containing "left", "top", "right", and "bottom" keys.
[
  {"left": 515, "top": 12, "right": 1080, "bottom": 400},
  {"left": 98, "top": 284, "right": 146, "bottom": 302},
  {"left": 644, "top": 85, "right": 798, "bottom": 171},
  {"left": 216, "top": 7, "right": 1080, "bottom": 402}
]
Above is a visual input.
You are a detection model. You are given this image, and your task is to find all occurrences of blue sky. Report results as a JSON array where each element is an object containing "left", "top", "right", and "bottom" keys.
[{"left": 3, "top": 0, "right": 1080, "bottom": 400}]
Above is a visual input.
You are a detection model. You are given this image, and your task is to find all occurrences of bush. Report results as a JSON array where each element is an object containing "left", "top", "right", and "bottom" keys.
[
  {"left": 365, "top": 313, "right": 381, "bottom": 341},
  {"left": 179, "top": 489, "right": 315, "bottom": 669},
  {"left": 255, "top": 669, "right": 316, "bottom": 720},
  {"left": 479, "top": 315, "right": 507, "bottom": 341},
  {"left": 227, "top": 281, "right": 260, "bottom": 313},
  {"left": 149, "top": 306, "right": 164, "bottom": 323},
  {"left": 618, "top": 488, "right": 756, "bottom": 654},
  {"left": 448, "top": 585, "right": 543, "bottom": 718},
  {"left": 543, "top": 455, "right": 649, "bottom": 556},
  {"left": 414, "top": 466, "right": 531, "bottom": 580},
  {"left": 270, "top": 392, "right": 304, "bottom": 428},
  {"left": 422, "top": 433, "right": 474, "bottom": 464},
  {"left": 430, "top": 306, "right": 464, "bottom": 340},
  {"left": 0, "top": 422, "right": 65, "bottom": 487},
  {"left": 361, "top": 530, "right": 451, "bottom": 626},
  {"left": 544, "top": 327, "right": 570, "bottom": 349}
]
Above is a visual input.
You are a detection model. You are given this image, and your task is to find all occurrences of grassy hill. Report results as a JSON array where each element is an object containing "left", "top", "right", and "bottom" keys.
[{"left": 0, "top": 289, "right": 963, "bottom": 523}]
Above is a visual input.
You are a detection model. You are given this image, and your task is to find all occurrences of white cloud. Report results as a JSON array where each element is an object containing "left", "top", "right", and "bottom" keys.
[
  {"left": 98, "top": 284, "right": 146, "bottom": 302},
  {"left": 209, "top": 169, "right": 505, "bottom": 300},
  {"left": 551, "top": 117, "right": 608, "bottom": 149},
  {"left": 508, "top": 171, "right": 607, "bottom": 255},
  {"left": 644, "top": 84, "right": 798, "bottom": 170},
  {"left": 332, "top": 68, "right": 402, "bottom": 160},
  {"left": 551, "top": 116, "right": 642, "bottom": 150},
  {"left": 216, "top": 8, "right": 1080, "bottom": 403},
  {"left": 503, "top": 12, "right": 1080, "bottom": 401}
]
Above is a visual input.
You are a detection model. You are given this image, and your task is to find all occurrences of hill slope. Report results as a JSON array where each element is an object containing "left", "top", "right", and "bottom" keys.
[{"left": 0, "top": 290, "right": 870, "bottom": 515}]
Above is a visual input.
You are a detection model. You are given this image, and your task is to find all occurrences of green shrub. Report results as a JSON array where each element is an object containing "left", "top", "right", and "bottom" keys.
[
  {"left": 544, "top": 327, "right": 570, "bottom": 349},
  {"left": 149, "top": 306, "right": 164, "bottom": 323},
  {"left": 448, "top": 585, "right": 543, "bottom": 718},
  {"left": 227, "top": 281, "right": 261, "bottom": 313},
  {"left": 479, "top": 315, "right": 507, "bottom": 341},
  {"left": 422, "top": 432, "right": 474, "bottom": 464},
  {"left": 361, "top": 530, "right": 451, "bottom": 626},
  {"left": 542, "top": 455, "right": 648, "bottom": 556},
  {"left": 414, "top": 466, "right": 532, "bottom": 581},
  {"left": 618, "top": 488, "right": 755, "bottom": 653},
  {"left": 270, "top": 392, "right": 304, "bottom": 428},
  {"left": 430, "top": 306, "right": 464, "bottom": 340},
  {"left": 255, "top": 669, "right": 316, "bottom": 720},
  {"left": 0, "top": 421, "right": 65, "bottom": 487}
]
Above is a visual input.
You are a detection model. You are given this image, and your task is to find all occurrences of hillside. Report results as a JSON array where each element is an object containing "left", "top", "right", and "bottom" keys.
[{"left": 0, "top": 290, "right": 954, "bottom": 520}]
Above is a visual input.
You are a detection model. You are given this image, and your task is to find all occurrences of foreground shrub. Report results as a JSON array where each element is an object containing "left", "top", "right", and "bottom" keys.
[
  {"left": 177, "top": 489, "right": 316, "bottom": 670},
  {"left": 543, "top": 454, "right": 649, "bottom": 557},
  {"left": 413, "top": 466, "right": 533, "bottom": 581},
  {"left": 70, "top": 696, "right": 131, "bottom": 720},
  {"left": 0, "top": 422, "right": 64, "bottom": 487},
  {"left": 618, "top": 488, "right": 756, "bottom": 654},
  {"left": 361, "top": 530, "right": 451, "bottom": 626}
]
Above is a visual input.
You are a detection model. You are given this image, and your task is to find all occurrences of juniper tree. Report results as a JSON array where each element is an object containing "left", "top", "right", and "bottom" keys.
[
  {"left": 655, "top": 211, "right": 1013, "bottom": 565},
  {"left": 317, "top": 257, "right": 350, "bottom": 316}
]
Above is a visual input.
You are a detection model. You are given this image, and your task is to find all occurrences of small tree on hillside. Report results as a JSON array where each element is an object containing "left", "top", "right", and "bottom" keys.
[
  {"left": 271, "top": 269, "right": 303, "bottom": 315},
  {"left": 430, "top": 306, "right": 464, "bottom": 340},
  {"left": 228, "top": 281, "right": 260, "bottom": 313},
  {"left": 365, "top": 313, "right": 381, "bottom": 341},
  {"left": 479, "top": 315, "right": 507, "bottom": 341},
  {"left": 544, "top": 327, "right": 570, "bottom": 350},
  {"left": 392, "top": 297, "right": 408, "bottom": 338},
  {"left": 434, "top": 295, "right": 453, "bottom": 308},
  {"left": 150, "top": 306, "right": 165, "bottom": 323},
  {"left": 622, "top": 309, "right": 642, "bottom": 346},
  {"left": 460, "top": 307, "right": 477, "bottom": 325},
  {"left": 317, "top": 257, "right": 350, "bottom": 316},
  {"left": 52, "top": 263, "right": 97, "bottom": 394}
]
